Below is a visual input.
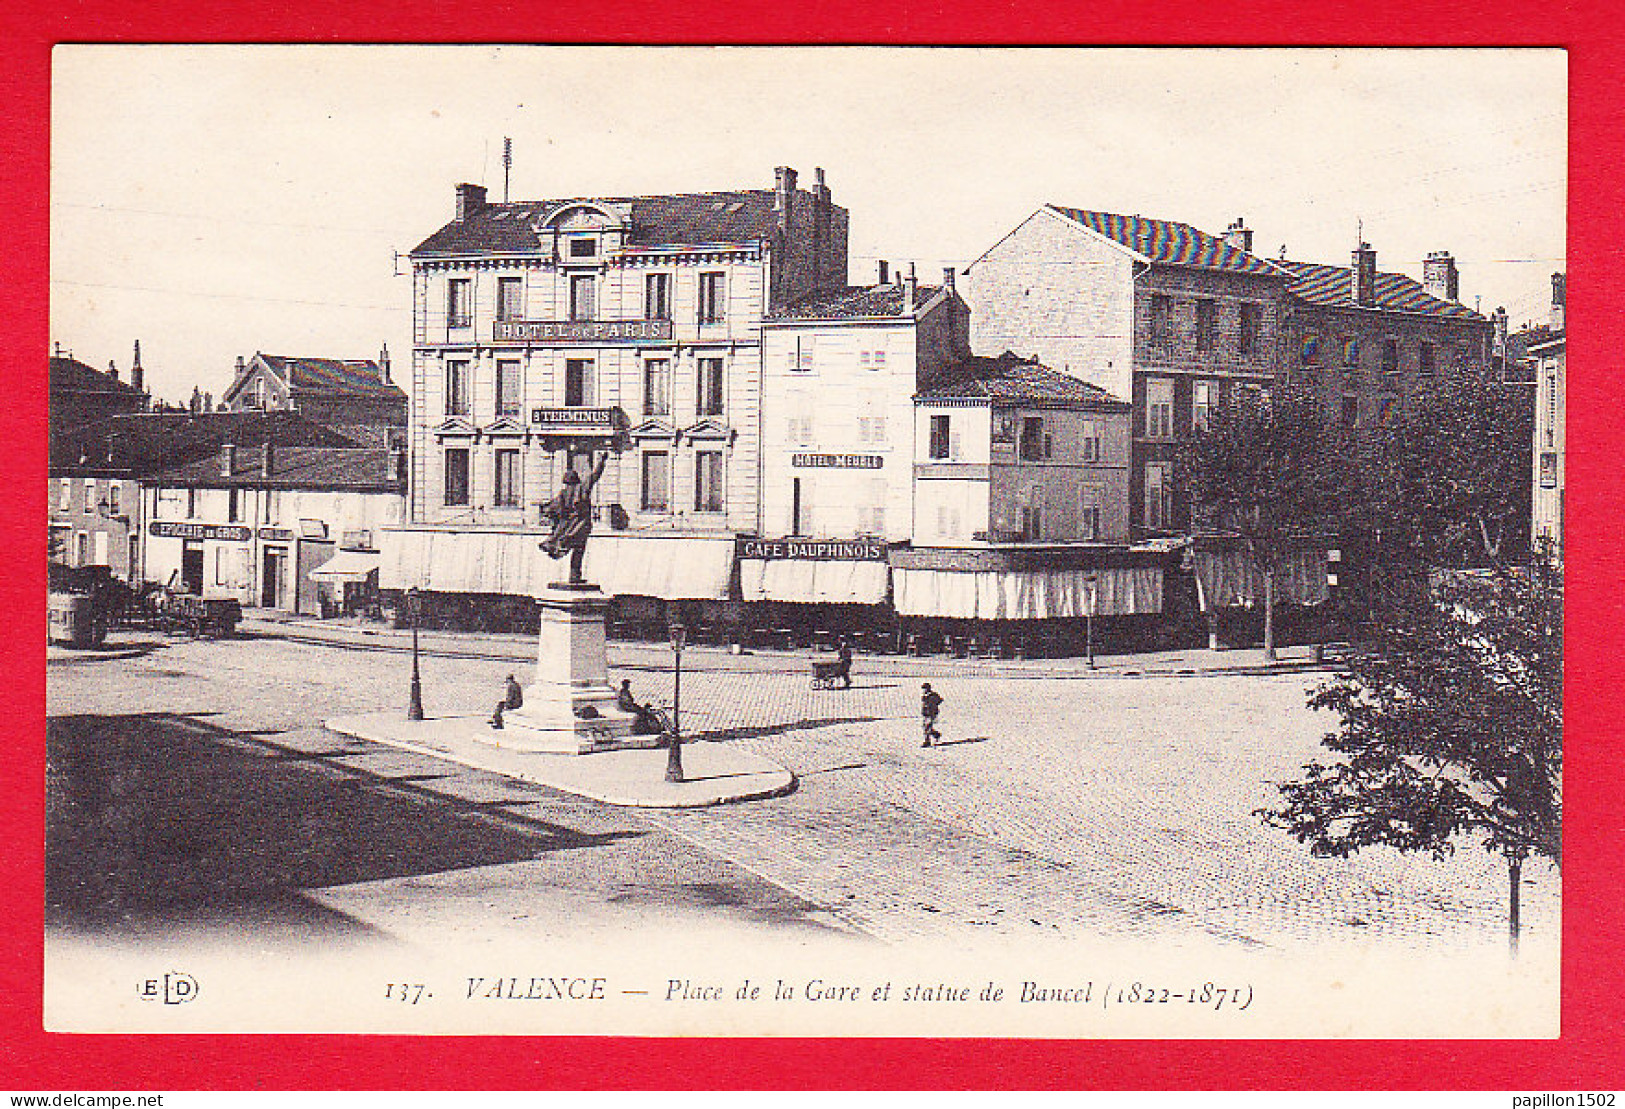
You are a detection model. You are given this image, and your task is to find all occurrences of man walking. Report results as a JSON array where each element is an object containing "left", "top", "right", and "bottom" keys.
[
  {"left": 835, "top": 637, "right": 854, "bottom": 690},
  {"left": 920, "top": 682, "right": 943, "bottom": 747}
]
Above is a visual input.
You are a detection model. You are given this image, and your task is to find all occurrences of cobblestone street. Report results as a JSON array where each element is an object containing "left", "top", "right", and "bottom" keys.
[{"left": 46, "top": 630, "right": 1559, "bottom": 955}]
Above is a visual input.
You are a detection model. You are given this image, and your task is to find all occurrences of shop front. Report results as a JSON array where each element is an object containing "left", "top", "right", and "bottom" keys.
[{"left": 735, "top": 537, "right": 894, "bottom": 648}]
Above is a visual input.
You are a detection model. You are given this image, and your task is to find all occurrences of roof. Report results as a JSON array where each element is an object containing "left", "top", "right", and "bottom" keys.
[
  {"left": 256, "top": 354, "right": 404, "bottom": 399},
  {"left": 50, "top": 355, "right": 146, "bottom": 398},
  {"left": 917, "top": 353, "right": 1132, "bottom": 408},
  {"left": 1508, "top": 324, "right": 1563, "bottom": 361},
  {"left": 1046, "top": 206, "right": 1287, "bottom": 277},
  {"left": 412, "top": 189, "right": 800, "bottom": 256},
  {"left": 1275, "top": 258, "right": 1484, "bottom": 321},
  {"left": 147, "top": 447, "right": 404, "bottom": 492},
  {"left": 50, "top": 410, "right": 367, "bottom": 474},
  {"left": 767, "top": 283, "right": 944, "bottom": 320}
]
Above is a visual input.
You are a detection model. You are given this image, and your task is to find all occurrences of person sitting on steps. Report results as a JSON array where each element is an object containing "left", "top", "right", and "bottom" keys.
[{"left": 490, "top": 673, "right": 523, "bottom": 729}]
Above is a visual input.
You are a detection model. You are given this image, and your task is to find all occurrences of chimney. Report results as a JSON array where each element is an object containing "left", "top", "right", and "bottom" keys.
[
  {"left": 379, "top": 342, "right": 392, "bottom": 384},
  {"left": 131, "top": 340, "right": 144, "bottom": 393},
  {"left": 1550, "top": 272, "right": 1566, "bottom": 332},
  {"left": 107, "top": 360, "right": 119, "bottom": 382},
  {"left": 235, "top": 355, "right": 246, "bottom": 377},
  {"left": 942, "top": 266, "right": 956, "bottom": 294},
  {"left": 53, "top": 341, "right": 61, "bottom": 358},
  {"left": 1422, "top": 250, "right": 1460, "bottom": 303},
  {"left": 261, "top": 443, "right": 275, "bottom": 478},
  {"left": 203, "top": 391, "right": 212, "bottom": 412},
  {"left": 901, "top": 262, "right": 917, "bottom": 316},
  {"left": 455, "top": 182, "right": 488, "bottom": 222},
  {"left": 877, "top": 260, "right": 890, "bottom": 285},
  {"left": 1492, "top": 306, "right": 1509, "bottom": 358},
  {"left": 189, "top": 386, "right": 202, "bottom": 415},
  {"left": 1223, "top": 217, "right": 1254, "bottom": 254},
  {"left": 1351, "top": 242, "right": 1377, "bottom": 306},
  {"left": 219, "top": 443, "right": 237, "bottom": 477},
  {"left": 774, "top": 165, "right": 798, "bottom": 233}
]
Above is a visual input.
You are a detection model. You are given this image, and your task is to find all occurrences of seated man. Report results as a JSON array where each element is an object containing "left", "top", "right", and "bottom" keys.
[
  {"left": 490, "top": 673, "right": 524, "bottom": 729},
  {"left": 617, "top": 678, "right": 662, "bottom": 735}
]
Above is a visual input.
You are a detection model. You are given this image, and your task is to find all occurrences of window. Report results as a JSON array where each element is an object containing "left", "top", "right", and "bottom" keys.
[
  {"left": 1378, "top": 397, "right": 1398, "bottom": 424},
  {"left": 265, "top": 489, "right": 281, "bottom": 522},
  {"left": 857, "top": 416, "right": 888, "bottom": 446},
  {"left": 108, "top": 484, "right": 120, "bottom": 515},
  {"left": 1020, "top": 490, "right": 1043, "bottom": 541},
  {"left": 1418, "top": 341, "right": 1436, "bottom": 377},
  {"left": 569, "top": 274, "right": 596, "bottom": 321},
  {"left": 640, "top": 452, "right": 670, "bottom": 512},
  {"left": 929, "top": 415, "right": 951, "bottom": 460},
  {"left": 1145, "top": 462, "right": 1171, "bottom": 530},
  {"left": 1301, "top": 335, "right": 1320, "bottom": 366},
  {"left": 645, "top": 273, "right": 672, "bottom": 320},
  {"left": 75, "top": 532, "right": 89, "bottom": 567},
  {"left": 1146, "top": 378, "right": 1173, "bottom": 438},
  {"left": 1239, "top": 303, "right": 1262, "bottom": 357},
  {"left": 496, "top": 360, "right": 522, "bottom": 417},
  {"left": 214, "top": 547, "right": 229, "bottom": 585},
  {"left": 1192, "top": 381, "right": 1215, "bottom": 433},
  {"left": 1080, "top": 484, "right": 1105, "bottom": 540},
  {"left": 228, "top": 488, "right": 241, "bottom": 523},
  {"left": 1195, "top": 299, "right": 1217, "bottom": 353},
  {"left": 1019, "top": 416, "right": 1051, "bottom": 462},
  {"left": 698, "top": 272, "right": 726, "bottom": 324},
  {"left": 1343, "top": 337, "right": 1361, "bottom": 368},
  {"left": 643, "top": 359, "right": 671, "bottom": 416},
  {"left": 859, "top": 348, "right": 887, "bottom": 370},
  {"left": 1545, "top": 373, "right": 1558, "bottom": 447},
  {"left": 247, "top": 377, "right": 265, "bottom": 408},
  {"left": 187, "top": 488, "right": 198, "bottom": 519},
  {"left": 568, "top": 237, "right": 597, "bottom": 259},
  {"left": 697, "top": 358, "right": 725, "bottom": 416},
  {"left": 494, "top": 449, "right": 521, "bottom": 507},
  {"left": 936, "top": 503, "right": 960, "bottom": 540},
  {"left": 447, "top": 278, "right": 472, "bottom": 328},
  {"left": 93, "top": 532, "right": 108, "bottom": 566},
  {"left": 694, "top": 451, "right": 724, "bottom": 513},
  {"left": 57, "top": 479, "right": 69, "bottom": 512},
  {"left": 1341, "top": 395, "right": 1359, "bottom": 427},
  {"left": 1382, "top": 337, "right": 1400, "bottom": 374},
  {"left": 1080, "top": 419, "right": 1102, "bottom": 462},
  {"left": 564, "top": 359, "right": 594, "bottom": 407},
  {"left": 1539, "top": 451, "right": 1559, "bottom": 489},
  {"left": 443, "top": 448, "right": 470, "bottom": 506},
  {"left": 788, "top": 415, "right": 815, "bottom": 445},
  {"left": 1149, "top": 295, "right": 1173, "bottom": 348},
  {"left": 84, "top": 478, "right": 97, "bottom": 512},
  {"left": 497, "top": 277, "right": 523, "bottom": 321},
  {"left": 445, "top": 360, "right": 469, "bottom": 416},
  {"left": 789, "top": 335, "right": 816, "bottom": 372}
]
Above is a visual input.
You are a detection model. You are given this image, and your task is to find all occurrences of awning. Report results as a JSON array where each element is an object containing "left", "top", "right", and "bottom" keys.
[
  {"left": 1193, "top": 547, "right": 1329, "bottom": 611},
  {"left": 380, "top": 529, "right": 546, "bottom": 594},
  {"left": 893, "top": 565, "right": 1163, "bottom": 619},
  {"left": 583, "top": 535, "right": 735, "bottom": 600},
  {"left": 739, "top": 558, "right": 889, "bottom": 604},
  {"left": 309, "top": 548, "right": 381, "bottom": 582}
]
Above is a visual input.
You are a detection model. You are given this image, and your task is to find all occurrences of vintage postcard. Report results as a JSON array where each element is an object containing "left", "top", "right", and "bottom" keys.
[{"left": 44, "top": 45, "right": 1565, "bottom": 1039}]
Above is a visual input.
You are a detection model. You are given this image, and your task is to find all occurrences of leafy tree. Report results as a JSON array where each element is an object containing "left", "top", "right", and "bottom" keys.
[
  {"left": 1260, "top": 554, "right": 1561, "bottom": 952},
  {"left": 1176, "top": 385, "right": 1348, "bottom": 658}
]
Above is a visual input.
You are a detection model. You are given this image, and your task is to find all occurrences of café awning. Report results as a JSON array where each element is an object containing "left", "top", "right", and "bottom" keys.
[
  {"left": 581, "top": 535, "right": 735, "bottom": 600},
  {"left": 739, "top": 558, "right": 890, "bottom": 605},
  {"left": 309, "top": 548, "right": 381, "bottom": 582},
  {"left": 1192, "top": 546, "right": 1329, "bottom": 611},
  {"left": 893, "top": 565, "right": 1162, "bottom": 619}
]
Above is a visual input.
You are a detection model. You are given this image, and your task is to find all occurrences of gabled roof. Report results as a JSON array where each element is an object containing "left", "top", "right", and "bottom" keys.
[
  {"left": 412, "top": 190, "right": 798, "bottom": 256},
  {"left": 1508, "top": 324, "right": 1562, "bottom": 362},
  {"left": 767, "top": 283, "right": 944, "bottom": 320},
  {"left": 50, "top": 355, "right": 146, "bottom": 398},
  {"left": 147, "top": 447, "right": 404, "bottom": 492},
  {"left": 917, "top": 353, "right": 1132, "bottom": 409},
  {"left": 1275, "top": 258, "right": 1484, "bottom": 321},
  {"left": 50, "top": 410, "right": 365, "bottom": 474},
  {"left": 253, "top": 354, "right": 404, "bottom": 399},
  {"left": 1046, "top": 206, "right": 1287, "bottom": 277}
]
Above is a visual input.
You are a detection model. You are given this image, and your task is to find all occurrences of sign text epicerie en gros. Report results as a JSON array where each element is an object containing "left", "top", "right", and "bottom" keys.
[
  {"left": 737, "top": 538, "right": 888, "bottom": 561},
  {"left": 790, "top": 453, "right": 884, "bottom": 469},
  {"left": 495, "top": 319, "right": 674, "bottom": 343},
  {"left": 149, "top": 521, "right": 253, "bottom": 542}
]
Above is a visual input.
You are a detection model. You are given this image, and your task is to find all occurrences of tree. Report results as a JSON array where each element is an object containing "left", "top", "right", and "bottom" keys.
[
  {"left": 1260, "top": 553, "right": 1561, "bottom": 953},
  {"left": 1176, "top": 385, "right": 1348, "bottom": 658}
]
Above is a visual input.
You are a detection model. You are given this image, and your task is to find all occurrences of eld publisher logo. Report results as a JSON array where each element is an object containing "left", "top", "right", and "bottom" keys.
[{"left": 137, "top": 972, "right": 198, "bottom": 1005}]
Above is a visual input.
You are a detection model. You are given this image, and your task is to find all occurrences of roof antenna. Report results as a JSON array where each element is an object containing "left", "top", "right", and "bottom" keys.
[{"left": 503, "top": 137, "right": 513, "bottom": 203}]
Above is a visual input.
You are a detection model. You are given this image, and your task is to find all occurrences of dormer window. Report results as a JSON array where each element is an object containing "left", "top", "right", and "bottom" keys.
[{"left": 568, "top": 237, "right": 598, "bottom": 260}]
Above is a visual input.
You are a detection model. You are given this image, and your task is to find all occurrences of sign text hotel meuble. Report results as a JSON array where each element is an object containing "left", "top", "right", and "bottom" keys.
[{"left": 494, "top": 319, "right": 674, "bottom": 343}]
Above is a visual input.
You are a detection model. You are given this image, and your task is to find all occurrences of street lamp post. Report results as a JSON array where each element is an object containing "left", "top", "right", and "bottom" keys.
[
  {"left": 406, "top": 586, "right": 425, "bottom": 721},
  {"left": 665, "top": 621, "right": 686, "bottom": 783}
]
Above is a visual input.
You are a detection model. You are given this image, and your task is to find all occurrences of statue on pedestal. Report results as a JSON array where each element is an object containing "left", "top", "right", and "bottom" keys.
[{"left": 540, "top": 451, "right": 609, "bottom": 585}]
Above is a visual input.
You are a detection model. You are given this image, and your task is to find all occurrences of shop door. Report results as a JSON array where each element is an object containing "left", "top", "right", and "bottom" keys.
[
  {"left": 262, "top": 546, "right": 288, "bottom": 608},
  {"left": 181, "top": 542, "right": 205, "bottom": 595},
  {"left": 296, "top": 538, "right": 335, "bottom": 615}
]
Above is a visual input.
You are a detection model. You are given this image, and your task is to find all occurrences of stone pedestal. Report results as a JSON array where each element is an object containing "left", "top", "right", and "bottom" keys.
[{"left": 481, "top": 582, "right": 657, "bottom": 754}]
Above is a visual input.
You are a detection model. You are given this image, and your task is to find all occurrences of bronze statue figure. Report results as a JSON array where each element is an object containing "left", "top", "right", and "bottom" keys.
[{"left": 541, "top": 451, "right": 609, "bottom": 584}]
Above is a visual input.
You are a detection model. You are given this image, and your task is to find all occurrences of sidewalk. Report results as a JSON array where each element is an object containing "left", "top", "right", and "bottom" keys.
[{"left": 240, "top": 610, "right": 1336, "bottom": 678}]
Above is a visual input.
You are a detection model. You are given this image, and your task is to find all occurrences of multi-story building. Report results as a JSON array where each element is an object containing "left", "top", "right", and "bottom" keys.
[
  {"left": 961, "top": 207, "right": 1290, "bottom": 535},
  {"left": 1275, "top": 243, "right": 1493, "bottom": 427},
  {"left": 387, "top": 166, "right": 848, "bottom": 615},
  {"left": 48, "top": 343, "right": 152, "bottom": 576},
  {"left": 49, "top": 341, "right": 149, "bottom": 433},
  {"left": 1528, "top": 274, "right": 1565, "bottom": 560},
  {"left": 221, "top": 349, "right": 407, "bottom": 434},
  {"left": 143, "top": 443, "right": 405, "bottom": 612}
]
